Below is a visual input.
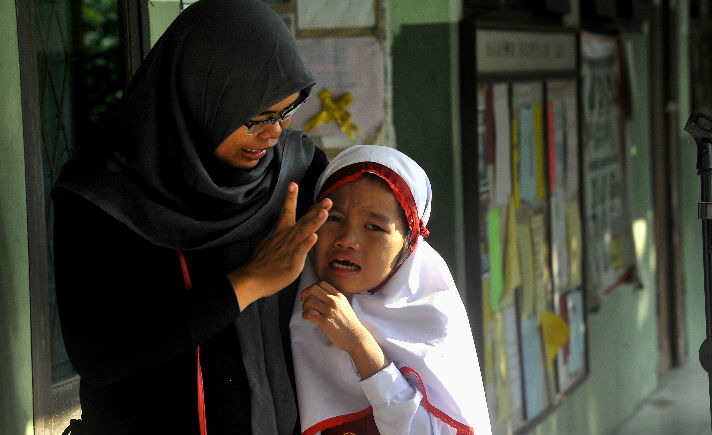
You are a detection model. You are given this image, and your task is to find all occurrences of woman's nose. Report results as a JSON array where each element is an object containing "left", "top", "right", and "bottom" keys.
[{"left": 259, "top": 120, "right": 283, "bottom": 138}]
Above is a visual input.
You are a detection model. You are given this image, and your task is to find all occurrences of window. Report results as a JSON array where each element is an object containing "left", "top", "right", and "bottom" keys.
[{"left": 18, "top": 0, "right": 148, "bottom": 432}]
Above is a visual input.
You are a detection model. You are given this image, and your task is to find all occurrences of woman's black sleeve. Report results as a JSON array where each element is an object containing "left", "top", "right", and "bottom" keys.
[{"left": 53, "top": 189, "right": 240, "bottom": 387}]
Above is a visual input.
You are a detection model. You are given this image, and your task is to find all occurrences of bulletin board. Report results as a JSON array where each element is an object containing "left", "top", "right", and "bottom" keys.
[
  {"left": 460, "top": 23, "right": 588, "bottom": 434},
  {"left": 264, "top": 0, "right": 392, "bottom": 158}
]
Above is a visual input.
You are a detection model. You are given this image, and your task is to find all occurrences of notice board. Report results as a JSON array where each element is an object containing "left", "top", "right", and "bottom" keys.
[{"left": 460, "top": 23, "right": 588, "bottom": 434}]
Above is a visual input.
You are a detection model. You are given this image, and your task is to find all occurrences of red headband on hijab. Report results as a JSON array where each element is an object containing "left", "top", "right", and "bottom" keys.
[{"left": 317, "top": 162, "right": 429, "bottom": 251}]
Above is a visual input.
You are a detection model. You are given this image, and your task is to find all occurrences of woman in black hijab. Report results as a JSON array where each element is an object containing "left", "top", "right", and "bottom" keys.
[{"left": 52, "top": 1, "right": 329, "bottom": 433}]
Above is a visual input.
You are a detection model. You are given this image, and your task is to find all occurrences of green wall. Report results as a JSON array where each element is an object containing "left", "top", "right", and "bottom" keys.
[
  {"left": 390, "top": 3, "right": 661, "bottom": 434},
  {"left": 391, "top": 22, "right": 463, "bottom": 291},
  {"left": 389, "top": 0, "right": 466, "bottom": 294},
  {"left": 0, "top": 1, "right": 34, "bottom": 434}
]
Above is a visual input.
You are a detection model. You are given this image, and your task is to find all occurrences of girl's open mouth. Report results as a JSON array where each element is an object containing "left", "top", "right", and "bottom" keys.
[{"left": 329, "top": 259, "right": 360, "bottom": 271}]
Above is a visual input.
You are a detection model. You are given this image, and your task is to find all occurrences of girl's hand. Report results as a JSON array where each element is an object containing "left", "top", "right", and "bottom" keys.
[
  {"left": 301, "top": 281, "right": 388, "bottom": 379},
  {"left": 301, "top": 281, "right": 366, "bottom": 353}
]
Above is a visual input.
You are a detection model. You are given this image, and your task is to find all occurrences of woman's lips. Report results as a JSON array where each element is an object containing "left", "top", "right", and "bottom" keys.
[{"left": 240, "top": 147, "right": 267, "bottom": 160}]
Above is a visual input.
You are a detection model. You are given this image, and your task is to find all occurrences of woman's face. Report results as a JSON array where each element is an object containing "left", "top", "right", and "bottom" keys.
[
  {"left": 213, "top": 92, "right": 300, "bottom": 170},
  {"left": 313, "top": 176, "right": 407, "bottom": 294}
]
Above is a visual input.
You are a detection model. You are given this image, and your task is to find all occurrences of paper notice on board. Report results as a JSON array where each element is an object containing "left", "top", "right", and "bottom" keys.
[
  {"left": 550, "top": 188, "right": 569, "bottom": 294},
  {"left": 566, "top": 200, "right": 583, "bottom": 288},
  {"left": 530, "top": 213, "right": 550, "bottom": 316},
  {"left": 517, "top": 106, "right": 536, "bottom": 206},
  {"left": 291, "top": 37, "right": 384, "bottom": 144},
  {"left": 566, "top": 290, "right": 585, "bottom": 376},
  {"left": 520, "top": 316, "right": 547, "bottom": 420},
  {"left": 483, "top": 277, "right": 494, "bottom": 384},
  {"left": 534, "top": 104, "right": 546, "bottom": 201},
  {"left": 550, "top": 99, "right": 566, "bottom": 193},
  {"left": 565, "top": 94, "right": 579, "bottom": 199},
  {"left": 494, "top": 310, "right": 513, "bottom": 423},
  {"left": 540, "top": 310, "right": 570, "bottom": 365},
  {"left": 517, "top": 222, "right": 536, "bottom": 320},
  {"left": 502, "top": 200, "right": 521, "bottom": 307},
  {"left": 297, "top": 0, "right": 375, "bottom": 29},
  {"left": 503, "top": 304, "right": 523, "bottom": 417},
  {"left": 493, "top": 84, "right": 511, "bottom": 207},
  {"left": 488, "top": 208, "right": 504, "bottom": 312},
  {"left": 581, "top": 31, "right": 635, "bottom": 298}
]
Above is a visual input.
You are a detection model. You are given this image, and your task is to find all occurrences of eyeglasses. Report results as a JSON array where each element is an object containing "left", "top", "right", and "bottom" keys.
[{"left": 244, "top": 93, "right": 307, "bottom": 136}]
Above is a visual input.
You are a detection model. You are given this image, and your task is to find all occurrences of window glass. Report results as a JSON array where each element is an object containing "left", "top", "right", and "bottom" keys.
[{"left": 35, "top": 0, "right": 123, "bottom": 383}]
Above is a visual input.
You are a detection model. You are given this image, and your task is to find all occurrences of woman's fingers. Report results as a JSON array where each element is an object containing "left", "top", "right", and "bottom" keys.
[
  {"left": 293, "top": 198, "right": 331, "bottom": 242},
  {"left": 228, "top": 187, "right": 332, "bottom": 309},
  {"left": 275, "top": 183, "right": 330, "bottom": 251},
  {"left": 277, "top": 182, "right": 299, "bottom": 228}
]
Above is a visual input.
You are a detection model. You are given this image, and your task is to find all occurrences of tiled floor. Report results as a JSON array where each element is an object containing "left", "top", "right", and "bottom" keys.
[{"left": 614, "top": 358, "right": 712, "bottom": 435}]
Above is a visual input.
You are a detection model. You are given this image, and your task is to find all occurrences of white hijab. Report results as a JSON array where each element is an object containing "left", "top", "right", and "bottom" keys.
[{"left": 290, "top": 145, "right": 491, "bottom": 435}]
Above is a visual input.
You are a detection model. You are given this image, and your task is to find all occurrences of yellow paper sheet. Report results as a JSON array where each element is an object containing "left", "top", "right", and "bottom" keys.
[
  {"left": 517, "top": 222, "right": 536, "bottom": 320},
  {"left": 540, "top": 310, "right": 570, "bottom": 364},
  {"left": 530, "top": 213, "right": 550, "bottom": 317}
]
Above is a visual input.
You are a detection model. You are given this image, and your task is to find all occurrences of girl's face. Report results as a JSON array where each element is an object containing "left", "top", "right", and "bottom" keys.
[{"left": 313, "top": 176, "right": 407, "bottom": 294}]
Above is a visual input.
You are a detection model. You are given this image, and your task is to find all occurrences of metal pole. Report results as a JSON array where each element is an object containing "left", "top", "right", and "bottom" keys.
[{"left": 684, "top": 112, "right": 712, "bottom": 430}]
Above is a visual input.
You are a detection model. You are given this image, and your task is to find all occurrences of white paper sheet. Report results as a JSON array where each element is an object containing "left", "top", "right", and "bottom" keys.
[
  {"left": 297, "top": 0, "right": 375, "bottom": 29},
  {"left": 493, "top": 83, "right": 511, "bottom": 207},
  {"left": 291, "top": 37, "right": 384, "bottom": 144}
]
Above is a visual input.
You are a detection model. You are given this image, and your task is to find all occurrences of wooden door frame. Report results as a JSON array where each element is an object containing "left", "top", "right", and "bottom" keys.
[
  {"left": 15, "top": 0, "right": 149, "bottom": 432},
  {"left": 650, "top": 0, "right": 687, "bottom": 376}
]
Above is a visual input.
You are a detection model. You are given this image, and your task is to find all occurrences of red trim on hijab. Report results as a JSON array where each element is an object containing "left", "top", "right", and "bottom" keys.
[
  {"left": 400, "top": 366, "right": 476, "bottom": 435},
  {"left": 301, "top": 367, "right": 478, "bottom": 435},
  {"left": 317, "top": 162, "right": 428, "bottom": 251}
]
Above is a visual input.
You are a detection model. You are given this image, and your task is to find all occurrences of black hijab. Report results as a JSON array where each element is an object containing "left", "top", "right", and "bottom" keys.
[{"left": 55, "top": 0, "right": 316, "bottom": 251}]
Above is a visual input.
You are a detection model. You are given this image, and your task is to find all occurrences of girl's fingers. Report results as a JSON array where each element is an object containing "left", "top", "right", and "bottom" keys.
[
  {"left": 301, "top": 297, "right": 326, "bottom": 315},
  {"left": 301, "top": 284, "right": 326, "bottom": 302},
  {"left": 316, "top": 281, "right": 339, "bottom": 295}
]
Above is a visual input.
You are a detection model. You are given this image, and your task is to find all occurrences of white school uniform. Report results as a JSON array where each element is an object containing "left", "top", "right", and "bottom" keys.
[{"left": 290, "top": 145, "right": 492, "bottom": 435}]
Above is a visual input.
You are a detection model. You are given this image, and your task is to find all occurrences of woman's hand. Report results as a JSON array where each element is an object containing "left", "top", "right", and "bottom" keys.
[
  {"left": 227, "top": 182, "right": 331, "bottom": 311},
  {"left": 301, "top": 281, "right": 388, "bottom": 379}
]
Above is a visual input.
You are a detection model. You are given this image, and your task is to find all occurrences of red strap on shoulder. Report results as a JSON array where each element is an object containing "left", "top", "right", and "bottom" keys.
[{"left": 178, "top": 251, "right": 208, "bottom": 435}]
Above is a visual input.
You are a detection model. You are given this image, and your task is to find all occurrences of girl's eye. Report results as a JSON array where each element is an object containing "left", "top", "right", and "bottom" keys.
[
  {"left": 366, "top": 224, "right": 385, "bottom": 232},
  {"left": 327, "top": 214, "right": 342, "bottom": 223}
]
